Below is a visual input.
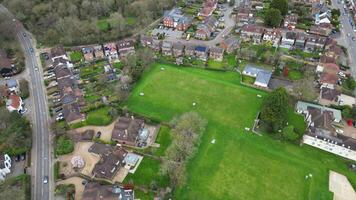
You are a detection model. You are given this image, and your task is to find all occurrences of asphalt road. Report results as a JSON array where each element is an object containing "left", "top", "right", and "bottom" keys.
[
  {"left": 0, "top": 4, "right": 53, "bottom": 200},
  {"left": 332, "top": 0, "right": 356, "bottom": 77}
]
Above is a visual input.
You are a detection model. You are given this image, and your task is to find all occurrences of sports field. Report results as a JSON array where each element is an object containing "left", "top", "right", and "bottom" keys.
[{"left": 125, "top": 63, "right": 356, "bottom": 200}]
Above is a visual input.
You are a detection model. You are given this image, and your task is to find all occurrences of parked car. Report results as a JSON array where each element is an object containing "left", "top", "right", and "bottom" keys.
[
  {"left": 96, "top": 131, "right": 102, "bottom": 138},
  {"left": 20, "top": 153, "right": 26, "bottom": 161}
]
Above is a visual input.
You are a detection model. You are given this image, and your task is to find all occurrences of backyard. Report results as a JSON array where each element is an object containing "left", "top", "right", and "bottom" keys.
[{"left": 125, "top": 63, "right": 356, "bottom": 200}]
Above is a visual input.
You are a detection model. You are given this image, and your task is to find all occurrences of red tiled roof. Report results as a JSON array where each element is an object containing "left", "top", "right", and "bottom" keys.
[
  {"left": 320, "top": 72, "right": 338, "bottom": 85},
  {"left": 8, "top": 94, "right": 21, "bottom": 109},
  {"left": 323, "top": 63, "right": 340, "bottom": 75}
]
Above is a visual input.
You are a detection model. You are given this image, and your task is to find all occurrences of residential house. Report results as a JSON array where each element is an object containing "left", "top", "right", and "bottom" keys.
[
  {"left": 117, "top": 39, "right": 135, "bottom": 57},
  {"left": 220, "top": 37, "right": 240, "bottom": 53},
  {"left": 0, "top": 49, "right": 13, "bottom": 76},
  {"left": 6, "top": 79, "right": 19, "bottom": 93},
  {"left": 295, "top": 31, "right": 308, "bottom": 49},
  {"left": 305, "top": 34, "right": 327, "bottom": 51},
  {"left": 319, "top": 86, "right": 341, "bottom": 105},
  {"left": 62, "top": 102, "right": 84, "bottom": 124},
  {"left": 315, "top": 10, "right": 331, "bottom": 25},
  {"left": 82, "top": 47, "right": 94, "bottom": 61},
  {"left": 0, "top": 154, "right": 11, "bottom": 181},
  {"left": 111, "top": 117, "right": 149, "bottom": 147},
  {"left": 280, "top": 31, "right": 296, "bottom": 49},
  {"left": 50, "top": 46, "right": 66, "bottom": 59},
  {"left": 319, "top": 72, "right": 339, "bottom": 86},
  {"left": 151, "top": 40, "right": 162, "bottom": 52},
  {"left": 162, "top": 41, "right": 173, "bottom": 56},
  {"left": 297, "top": 101, "right": 356, "bottom": 162},
  {"left": 185, "top": 44, "right": 196, "bottom": 56},
  {"left": 209, "top": 47, "right": 224, "bottom": 61},
  {"left": 195, "top": 17, "right": 218, "bottom": 40},
  {"left": 236, "top": 7, "right": 253, "bottom": 26},
  {"left": 172, "top": 42, "right": 185, "bottom": 57},
  {"left": 242, "top": 65, "right": 272, "bottom": 88},
  {"left": 103, "top": 43, "right": 118, "bottom": 61},
  {"left": 6, "top": 94, "right": 23, "bottom": 112},
  {"left": 90, "top": 143, "right": 128, "bottom": 180},
  {"left": 324, "top": 43, "right": 343, "bottom": 60},
  {"left": 93, "top": 45, "right": 105, "bottom": 59},
  {"left": 262, "top": 28, "right": 282, "bottom": 47},
  {"left": 195, "top": 46, "right": 209, "bottom": 61},
  {"left": 309, "top": 23, "right": 333, "bottom": 36},
  {"left": 163, "top": 8, "right": 191, "bottom": 31},
  {"left": 240, "top": 25, "right": 265, "bottom": 44},
  {"left": 198, "top": 0, "right": 218, "bottom": 19},
  {"left": 140, "top": 35, "right": 153, "bottom": 47},
  {"left": 284, "top": 14, "right": 298, "bottom": 30},
  {"left": 82, "top": 182, "right": 134, "bottom": 200},
  {"left": 320, "top": 55, "right": 337, "bottom": 64}
]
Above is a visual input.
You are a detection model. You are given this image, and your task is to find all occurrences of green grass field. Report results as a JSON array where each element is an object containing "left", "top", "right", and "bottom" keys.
[
  {"left": 69, "top": 51, "right": 83, "bottom": 63},
  {"left": 125, "top": 63, "right": 356, "bottom": 200}
]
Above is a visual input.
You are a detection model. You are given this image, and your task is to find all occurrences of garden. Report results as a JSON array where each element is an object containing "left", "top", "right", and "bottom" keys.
[{"left": 124, "top": 63, "right": 356, "bottom": 200}]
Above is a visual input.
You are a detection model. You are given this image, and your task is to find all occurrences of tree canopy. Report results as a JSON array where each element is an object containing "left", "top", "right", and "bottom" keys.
[
  {"left": 260, "top": 87, "right": 289, "bottom": 132},
  {"left": 270, "top": 0, "right": 288, "bottom": 16},
  {"left": 264, "top": 8, "right": 282, "bottom": 27}
]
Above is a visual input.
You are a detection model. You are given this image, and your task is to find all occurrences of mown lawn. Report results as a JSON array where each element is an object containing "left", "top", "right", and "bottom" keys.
[
  {"left": 124, "top": 157, "right": 169, "bottom": 187},
  {"left": 85, "top": 106, "right": 112, "bottom": 126},
  {"left": 288, "top": 69, "right": 304, "bottom": 80},
  {"left": 125, "top": 63, "right": 356, "bottom": 200},
  {"left": 69, "top": 51, "right": 83, "bottom": 63}
]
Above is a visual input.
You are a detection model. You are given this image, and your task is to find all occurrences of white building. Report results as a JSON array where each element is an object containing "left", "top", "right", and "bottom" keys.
[{"left": 0, "top": 154, "right": 11, "bottom": 181}]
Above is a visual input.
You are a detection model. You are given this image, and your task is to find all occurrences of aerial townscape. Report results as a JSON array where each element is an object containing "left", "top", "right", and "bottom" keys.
[{"left": 1, "top": 0, "right": 356, "bottom": 199}]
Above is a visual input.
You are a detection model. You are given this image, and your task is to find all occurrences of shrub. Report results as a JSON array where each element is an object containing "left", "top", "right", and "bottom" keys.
[{"left": 55, "top": 136, "right": 74, "bottom": 155}]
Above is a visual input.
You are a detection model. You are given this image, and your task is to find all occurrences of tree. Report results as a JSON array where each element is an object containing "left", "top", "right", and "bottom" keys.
[
  {"left": 264, "top": 8, "right": 282, "bottom": 27},
  {"left": 282, "top": 125, "right": 300, "bottom": 142},
  {"left": 19, "top": 79, "right": 30, "bottom": 99},
  {"left": 293, "top": 70, "right": 318, "bottom": 101},
  {"left": 270, "top": 0, "right": 288, "bottom": 16},
  {"left": 229, "top": 0, "right": 236, "bottom": 7},
  {"left": 283, "top": 66, "right": 289, "bottom": 77},
  {"left": 260, "top": 87, "right": 289, "bottom": 132}
]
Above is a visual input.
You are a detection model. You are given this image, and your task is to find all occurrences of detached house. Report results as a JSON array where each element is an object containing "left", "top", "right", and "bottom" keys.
[
  {"left": 220, "top": 37, "right": 240, "bottom": 53},
  {"left": 195, "top": 17, "right": 218, "bottom": 40},
  {"left": 93, "top": 45, "right": 105, "bottom": 59},
  {"left": 6, "top": 94, "right": 23, "bottom": 112},
  {"left": 284, "top": 14, "right": 298, "bottom": 30},
  {"left": 262, "top": 28, "right": 282, "bottom": 47},
  {"left": 162, "top": 41, "right": 173, "bottom": 56},
  {"left": 198, "top": 0, "right": 218, "bottom": 19},
  {"left": 280, "top": 31, "right": 296, "bottom": 49},
  {"left": 82, "top": 47, "right": 94, "bottom": 61},
  {"left": 117, "top": 39, "right": 135, "bottom": 57},
  {"left": 309, "top": 23, "right": 333, "bottom": 36},
  {"left": 240, "top": 25, "right": 265, "bottom": 44},
  {"left": 236, "top": 7, "right": 253, "bottom": 26},
  {"left": 209, "top": 47, "right": 224, "bottom": 61},
  {"left": 315, "top": 10, "right": 331, "bottom": 25},
  {"left": 111, "top": 117, "right": 149, "bottom": 147},
  {"left": 172, "top": 42, "right": 185, "bottom": 57},
  {"left": 103, "top": 43, "right": 118, "bottom": 61},
  {"left": 163, "top": 8, "right": 191, "bottom": 31},
  {"left": 0, "top": 154, "right": 11, "bottom": 181}
]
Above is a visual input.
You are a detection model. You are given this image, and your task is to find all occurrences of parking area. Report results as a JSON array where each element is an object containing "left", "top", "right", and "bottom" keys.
[{"left": 152, "top": 26, "right": 183, "bottom": 39}]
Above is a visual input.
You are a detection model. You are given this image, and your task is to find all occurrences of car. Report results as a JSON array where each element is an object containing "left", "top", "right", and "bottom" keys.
[
  {"left": 20, "top": 108, "right": 28, "bottom": 115},
  {"left": 34, "top": 67, "right": 38, "bottom": 71},
  {"left": 352, "top": 36, "right": 356, "bottom": 41},
  {"left": 353, "top": 121, "right": 356, "bottom": 128},
  {"left": 12, "top": 18, "right": 16, "bottom": 22},
  {"left": 20, "top": 154, "right": 26, "bottom": 161},
  {"left": 29, "top": 47, "right": 34, "bottom": 53},
  {"left": 96, "top": 131, "right": 102, "bottom": 138},
  {"left": 54, "top": 107, "right": 62, "bottom": 112},
  {"left": 347, "top": 33, "right": 351, "bottom": 37},
  {"left": 55, "top": 116, "right": 64, "bottom": 121},
  {"left": 23, "top": 32, "right": 26, "bottom": 37},
  {"left": 43, "top": 176, "right": 48, "bottom": 184},
  {"left": 14, "top": 155, "right": 20, "bottom": 162}
]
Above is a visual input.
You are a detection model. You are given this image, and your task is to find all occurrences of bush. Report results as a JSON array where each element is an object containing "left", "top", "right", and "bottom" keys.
[
  {"left": 19, "top": 79, "right": 30, "bottom": 99},
  {"left": 54, "top": 161, "right": 60, "bottom": 180},
  {"left": 55, "top": 136, "right": 74, "bottom": 155}
]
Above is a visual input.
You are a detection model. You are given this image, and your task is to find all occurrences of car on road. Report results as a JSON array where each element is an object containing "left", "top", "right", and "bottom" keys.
[
  {"left": 23, "top": 32, "right": 26, "bottom": 37},
  {"left": 352, "top": 36, "right": 356, "bottom": 41},
  {"left": 347, "top": 33, "right": 351, "bottom": 37},
  {"left": 34, "top": 67, "right": 38, "bottom": 71},
  {"left": 43, "top": 176, "right": 48, "bottom": 184}
]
